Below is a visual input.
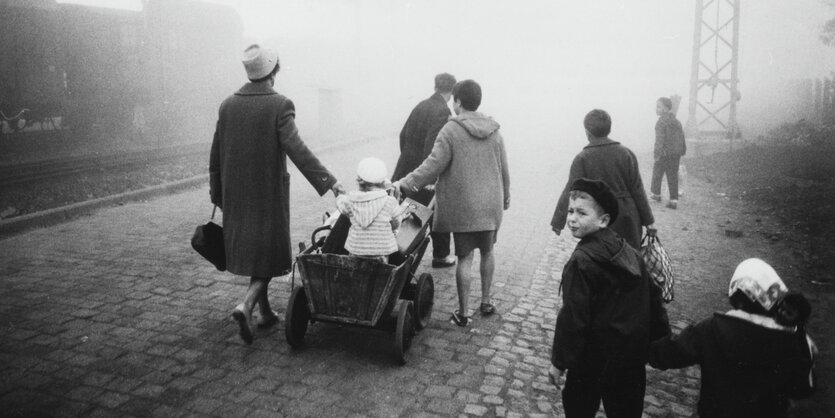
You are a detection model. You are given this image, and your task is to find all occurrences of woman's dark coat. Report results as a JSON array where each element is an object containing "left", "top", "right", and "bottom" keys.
[
  {"left": 551, "top": 137, "right": 655, "bottom": 249},
  {"left": 210, "top": 82, "right": 336, "bottom": 277}
]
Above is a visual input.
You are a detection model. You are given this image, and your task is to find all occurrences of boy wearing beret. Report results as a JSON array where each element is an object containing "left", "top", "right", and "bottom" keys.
[{"left": 549, "top": 178, "right": 670, "bottom": 418}]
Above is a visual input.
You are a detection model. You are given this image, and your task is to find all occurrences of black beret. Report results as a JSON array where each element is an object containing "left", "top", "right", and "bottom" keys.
[{"left": 570, "top": 178, "right": 619, "bottom": 223}]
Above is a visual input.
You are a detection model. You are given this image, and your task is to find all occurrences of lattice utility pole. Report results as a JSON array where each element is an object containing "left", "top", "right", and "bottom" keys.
[{"left": 686, "top": 0, "right": 741, "bottom": 142}]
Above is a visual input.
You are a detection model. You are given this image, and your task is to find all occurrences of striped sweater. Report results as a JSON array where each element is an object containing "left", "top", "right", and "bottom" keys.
[{"left": 337, "top": 190, "right": 402, "bottom": 256}]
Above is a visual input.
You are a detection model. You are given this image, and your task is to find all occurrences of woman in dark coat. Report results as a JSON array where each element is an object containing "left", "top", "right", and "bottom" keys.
[
  {"left": 210, "top": 44, "right": 342, "bottom": 344},
  {"left": 551, "top": 109, "right": 655, "bottom": 249}
]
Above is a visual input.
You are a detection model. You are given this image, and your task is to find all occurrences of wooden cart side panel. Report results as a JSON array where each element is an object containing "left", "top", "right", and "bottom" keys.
[{"left": 297, "top": 254, "right": 398, "bottom": 324}]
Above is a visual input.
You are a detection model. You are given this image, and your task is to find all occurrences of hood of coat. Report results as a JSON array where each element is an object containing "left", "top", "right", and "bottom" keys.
[
  {"left": 451, "top": 111, "right": 501, "bottom": 139},
  {"left": 710, "top": 311, "right": 799, "bottom": 368},
  {"left": 578, "top": 228, "right": 642, "bottom": 283},
  {"left": 346, "top": 190, "right": 389, "bottom": 228}
]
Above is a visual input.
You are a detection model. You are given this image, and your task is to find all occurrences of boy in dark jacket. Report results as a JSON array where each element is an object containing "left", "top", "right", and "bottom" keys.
[
  {"left": 650, "top": 97, "right": 687, "bottom": 209},
  {"left": 648, "top": 258, "right": 817, "bottom": 418},
  {"left": 549, "top": 178, "right": 670, "bottom": 418}
]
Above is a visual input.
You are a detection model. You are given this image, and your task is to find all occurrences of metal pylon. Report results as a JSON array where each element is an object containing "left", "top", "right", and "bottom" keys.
[{"left": 686, "top": 0, "right": 741, "bottom": 142}]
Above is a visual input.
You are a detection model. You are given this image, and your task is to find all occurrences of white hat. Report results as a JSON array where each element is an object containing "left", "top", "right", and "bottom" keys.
[
  {"left": 728, "top": 258, "right": 788, "bottom": 311},
  {"left": 357, "top": 157, "right": 388, "bottom": 184},
  {"left": 242, "top": 44, "right": 278, "bottom": 80}
]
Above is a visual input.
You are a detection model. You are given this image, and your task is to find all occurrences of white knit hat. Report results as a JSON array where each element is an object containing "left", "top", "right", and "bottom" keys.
[
  {"left": 728, "top": 258, "right": 788, "bottom": 311},
  {"left": 242, "top": 44, "right": 278, "bottom": 80},
  {"left": 356, "top": 157, "right": 388, "bottom": 184}
]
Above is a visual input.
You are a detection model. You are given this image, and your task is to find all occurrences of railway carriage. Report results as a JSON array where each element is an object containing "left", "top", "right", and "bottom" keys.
[{"left": 0, "top": 0, "right": 243, "bottom": 141}]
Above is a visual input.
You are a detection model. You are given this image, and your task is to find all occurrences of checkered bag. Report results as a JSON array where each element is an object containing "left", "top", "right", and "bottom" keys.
[{"left": 641, "top": 232, "right": 674, "bottom": 303}]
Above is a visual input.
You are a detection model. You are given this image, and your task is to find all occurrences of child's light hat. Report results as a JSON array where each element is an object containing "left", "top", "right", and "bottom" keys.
[
  {"left": 357, "top": 157, "right": 388, "bottom": 184},
  {"left": 728, "top": 258, "right": 788, "bottom": 311},
  {"left": 242, "top": 44, "right": 278, "bottom": 80}
]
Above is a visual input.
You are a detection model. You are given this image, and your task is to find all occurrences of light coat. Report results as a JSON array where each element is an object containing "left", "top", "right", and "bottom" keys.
[
  {"left": 210, "top": 82, "right": 336, "bottom": 277},
  {"left": 401, "top": 111, "right": 510, "bottom": 233}
]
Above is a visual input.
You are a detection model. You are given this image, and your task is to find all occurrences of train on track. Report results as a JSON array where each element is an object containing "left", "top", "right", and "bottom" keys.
[{"left": 0, "top": 0, "right": 243, "bottom": 141}]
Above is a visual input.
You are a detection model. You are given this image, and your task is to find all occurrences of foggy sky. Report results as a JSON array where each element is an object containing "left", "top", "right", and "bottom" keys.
[
  {"left": 62, "top": 0, "right": 835, "bottom": 150},
  {"left": 218, "top": 0, "right": 835, "bottom": 149}
]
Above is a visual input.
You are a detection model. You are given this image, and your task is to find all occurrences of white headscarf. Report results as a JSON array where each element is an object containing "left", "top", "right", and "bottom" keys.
[{"left": 728, "top": 258, "right": 788, "bottom": 312}]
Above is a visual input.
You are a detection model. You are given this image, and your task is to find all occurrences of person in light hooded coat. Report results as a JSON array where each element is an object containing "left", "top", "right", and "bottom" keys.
[
  {"left": 337, "top": 157, "right": 402, "bottom": 262},
  {"left": 394, "top": 79, "right": 510, "bottom": 327}
]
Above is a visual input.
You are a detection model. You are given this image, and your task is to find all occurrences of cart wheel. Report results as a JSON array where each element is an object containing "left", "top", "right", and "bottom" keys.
[
  {"left": 285, "top": 286, "right": 310, "bottom": 347},
  {"left": 413, "top": 273, "right": 434, "bottom": 330},
  {"left": 394, "top": 301, "right": 415, "bottom": 365}
]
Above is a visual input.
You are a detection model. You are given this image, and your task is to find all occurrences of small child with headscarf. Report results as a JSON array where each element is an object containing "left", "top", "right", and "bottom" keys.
[
  {"left": 649, "top": 258, "right": 817, "bottom": 418},
  {"left": 336, "top": 157, "right": 403, "bottom": 263}
]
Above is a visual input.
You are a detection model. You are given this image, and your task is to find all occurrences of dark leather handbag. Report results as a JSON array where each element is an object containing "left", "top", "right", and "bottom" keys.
[{"left": 191, "top": 206, "right": 226, "bottom": 271}]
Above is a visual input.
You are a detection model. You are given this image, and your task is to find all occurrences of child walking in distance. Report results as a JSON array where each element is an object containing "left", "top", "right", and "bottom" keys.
[
  {"left": 337, "top": 157, "right": 403, "bottom": 262},
  {"left": 649, "top": 258, "right": 817, "bottom": 418},
  {"left": 549, "top": 178, "right": 670, "bottom": 418},
  {"left": 650, "top": 97, "right": 687, "bottom": 209}
]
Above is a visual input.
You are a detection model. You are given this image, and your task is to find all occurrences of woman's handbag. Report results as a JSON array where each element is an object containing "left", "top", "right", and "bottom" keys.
[
  {"left": 641, "top": 231, "right": 674, "bottom": 303},
  {"left": 191, "top": 205, "right": 226, "bottom": 271}
]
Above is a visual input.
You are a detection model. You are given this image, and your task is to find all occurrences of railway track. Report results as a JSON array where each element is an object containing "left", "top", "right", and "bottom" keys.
[{"left": 0, "top": 142, "right": 209, "bottom": 189}]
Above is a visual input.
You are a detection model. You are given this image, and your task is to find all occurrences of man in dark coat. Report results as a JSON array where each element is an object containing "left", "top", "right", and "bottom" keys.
[
  {"left": 210, "top": 44, "right": 343, "bottom": 344},
  {"left": 392, "top": 73, "right": 457, "bottom": 268},
  {"left": 650, "top": 97, "right": 687, "bottom": 209},
  {"left": 551, "top": 109, "right": 655, "bottom": 249}
]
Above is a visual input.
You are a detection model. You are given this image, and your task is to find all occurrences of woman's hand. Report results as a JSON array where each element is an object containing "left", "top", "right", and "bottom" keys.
[{"left": 548, "top": 365, "right": 563, "bottom": 389}]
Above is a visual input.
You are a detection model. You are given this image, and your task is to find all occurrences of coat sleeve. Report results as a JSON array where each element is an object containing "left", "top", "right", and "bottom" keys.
[
  {"left": 648, "top": 320, "right": 704, "bottom": 370},
  {"left": 627, "top": 149, "right": 655, "bottom": 226},
  {"left": 277, "top": 99, "right": 337, "bottom": 196},
  {"left": 550, "top": 154, "right": 584, "bottom": 231},
  {"left": 421, "top": 107, "right": 449, "bottom": 160},
  {"left": 498, "top": 135, "right": 510, "bottom": 206},
  {"left": 401, "top": 124, "right": 453, "bottom": 193},
  {"left": 551, "top": 254, "right": 592, "bottom": 371},
  {"left": 654, "top": 118, "right": 666, "bottom": 159},
  {"left": 209, "top": 119, "right": 222, "bottom": 207},
  {"left": 786, "top": 331, "right": 817, "bottom": 399}
]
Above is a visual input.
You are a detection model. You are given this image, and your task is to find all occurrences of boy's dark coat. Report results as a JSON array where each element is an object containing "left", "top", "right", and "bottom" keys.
[
  {"left": 654, "top": 112, "right": 687, "bottom": 159},
  {"left": 551, "top": 228, "right": 670, "bottom": 371},
  {"left": 649, "top": 313, "right": 815, "bottom": 418}
]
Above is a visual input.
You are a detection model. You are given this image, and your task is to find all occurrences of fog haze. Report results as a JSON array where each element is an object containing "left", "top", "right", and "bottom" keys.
[{"left": 61, "top": 0, "right": 835, "bottom": 152}]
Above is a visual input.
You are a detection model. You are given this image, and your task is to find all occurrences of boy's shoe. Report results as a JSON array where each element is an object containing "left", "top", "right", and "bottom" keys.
[
  {"left": 449, "top": 310, "right": 471, "bottom": 327},
  {"left": 432, "top": 255, "right": 456, "bottom": 268},
  {"left": 666, "top": 200, "right": 678, "bottom": 209},
  {"left": 479, "top": 302, "right": 496, "bottom": 316},
  {"left": 650, "top": 194, "right": 662, "bottom": 202}
]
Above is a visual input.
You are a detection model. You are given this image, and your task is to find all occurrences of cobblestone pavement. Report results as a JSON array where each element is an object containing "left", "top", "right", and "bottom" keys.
[{"left": 0, "top": 137, "right": 701, "bottom": 417}]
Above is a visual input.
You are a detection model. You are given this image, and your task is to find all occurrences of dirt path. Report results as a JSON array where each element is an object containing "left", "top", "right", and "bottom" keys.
[{"left": 641, "top": 144, "right": 834, "bottom": 417}]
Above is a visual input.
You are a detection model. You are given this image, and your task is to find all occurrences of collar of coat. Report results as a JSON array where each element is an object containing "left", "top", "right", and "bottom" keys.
[
  {"left": 235, "top": 82, "right": 278, "bottom": 96},
  {"left": 584, "top": 137, "right": 620, "bottom": 148},
  {"left": 723, "top": 309, "right": 796, "bottom": 333}
]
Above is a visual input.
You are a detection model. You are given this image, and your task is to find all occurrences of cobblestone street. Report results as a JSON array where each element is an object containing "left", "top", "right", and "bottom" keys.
[{"left": 0, "top": 137, "right": 722, "bottom": 417}]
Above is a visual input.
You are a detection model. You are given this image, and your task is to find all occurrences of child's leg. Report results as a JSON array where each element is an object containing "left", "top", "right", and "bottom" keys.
[
  {"left": 563, "top": 368, "right": 604, "bottom": 418},
  {"left": 666, "top": 156, "right": 680, "bottom": 200},
  {"left": 600, "top": 364, "right": 646, "bottom": 418},
  {"left": 650, "top": 159, "right": 665, "bottom": 198}
]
